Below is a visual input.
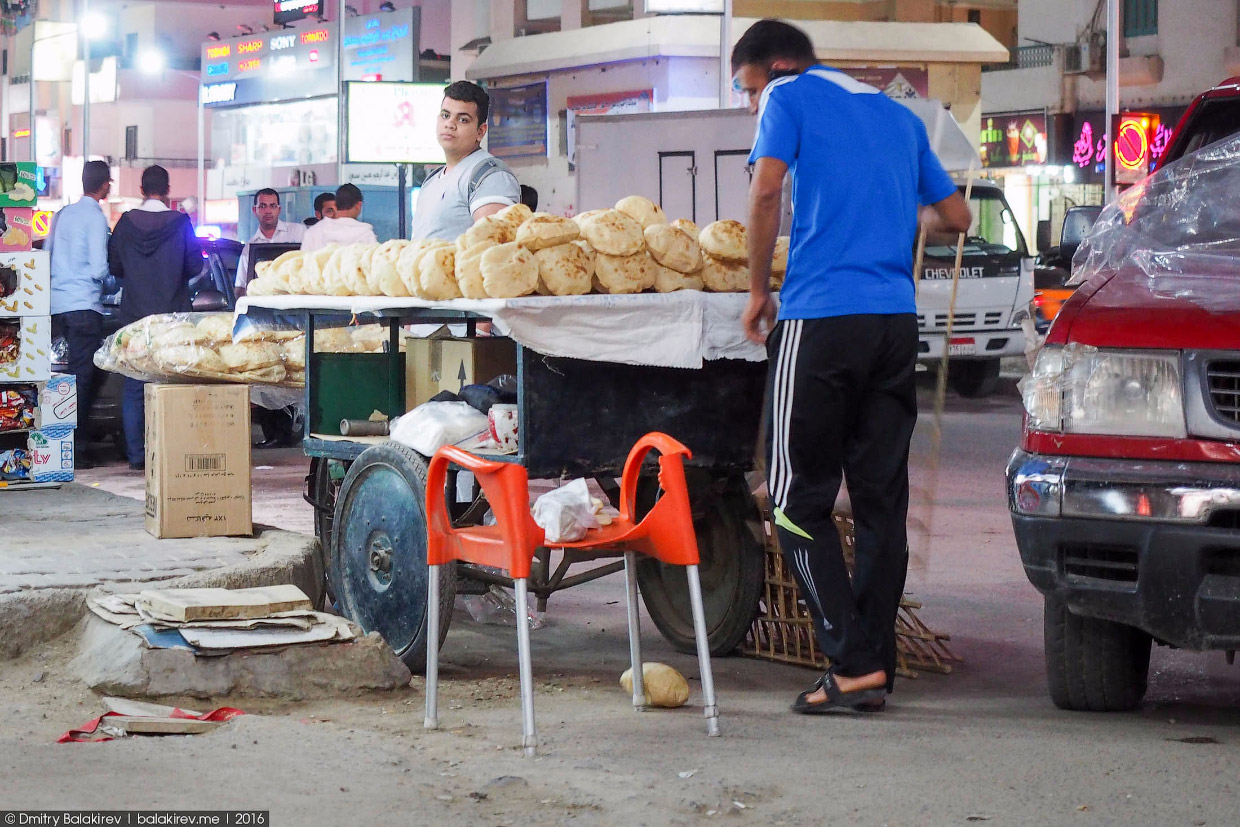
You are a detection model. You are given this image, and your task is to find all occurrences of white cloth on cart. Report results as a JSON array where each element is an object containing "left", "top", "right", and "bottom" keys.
[{"left": 236, "top": 292, "right": 768, "bottom": 369}]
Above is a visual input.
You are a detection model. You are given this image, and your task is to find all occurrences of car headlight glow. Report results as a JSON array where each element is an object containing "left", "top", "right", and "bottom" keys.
[{"left": 1023, "top": 345, "right": 1185, "bottom": 438}]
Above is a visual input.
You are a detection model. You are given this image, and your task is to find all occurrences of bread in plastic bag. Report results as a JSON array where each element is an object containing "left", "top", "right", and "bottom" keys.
[{"left": 532, "top": 478, "right": 600, "bottom": 543}]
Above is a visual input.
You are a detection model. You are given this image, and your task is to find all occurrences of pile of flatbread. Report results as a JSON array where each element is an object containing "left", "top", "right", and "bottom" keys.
[{"left": 244, "top": 197, "right": 789, "bottom": 299}]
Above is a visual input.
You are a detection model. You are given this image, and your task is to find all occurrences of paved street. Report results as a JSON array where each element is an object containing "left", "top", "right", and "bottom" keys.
[{"left": 2, "top": 378, "right": 1239, "bottom": 825}]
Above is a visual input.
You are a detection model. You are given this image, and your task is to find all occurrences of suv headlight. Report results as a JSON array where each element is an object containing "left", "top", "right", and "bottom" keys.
[{"left": 1022, "top": 345, "right": 1185, "bottom": 437}]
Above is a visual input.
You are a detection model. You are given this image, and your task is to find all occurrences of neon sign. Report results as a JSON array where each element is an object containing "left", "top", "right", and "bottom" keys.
[
  {"left": 206, "top": 62, "right": 229, "bottom": 77},
  {"left": 237, "top": 58, "right": 262, "bottom": 73},
  {"left": 270, "top": 34, "right": 295, "bottom": 51},
  {"left": 300, "top": 29, "right": 329, "bottom": 45},
  {"left": 237, "top": 40, "right": 264, "bottom": 54},
  {"left": 201, "top": 82, "right": 238, "bottom": 104},
  {"left": 206, "top": 45, "right": 230, "bottom": 59}
]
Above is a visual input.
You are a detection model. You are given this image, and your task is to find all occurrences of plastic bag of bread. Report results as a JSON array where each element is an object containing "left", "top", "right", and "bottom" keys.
[
  {"left": 152, "top": 323, "right": 211, "bottom": 349},
  {"left": 457, "top": 214, "right": 514, "bottom": 250},
  {"left": 516, "top": 213, "right": 579, "bottom": 251},
  {"left": 495, "top": 202, "right": 533, "bottom": 231},
  {"left": 195, "top": 314, "right": 235, "bottom": 344},
  {"left": 701, "top": 255, "right": 750, "bottom": 292},
  {"left": 282, "top": 336, "right": 306, "bottom": 369},
  {"left": 370, "top": 239, "right": 412, "bottom": 297},
  {"left": 315, "top": 327, "right": 356, "bottom": 353},
  {"left": 419, "top": 245, "right": 462, "bottom": 301},
  {"left": 533, "top": 242, "right": 593, "bottom": 296},
  {"left": 455, "top": 240, "right": 498, "bottom": 300},
  {"left": 670, "top": 218, "right": 699, "bottom": 237},
  {"left": 578, "top": 209, "right": 644, "bottom": 257},
  {"left": 615, "top": 195, "right": 666, "bottom": 229},
  {"left": 652, "top": 262, "right": 704, "bottom": 293},
  {"left": 218, "top": 340, "right": 285, "bottom": 373},
  {"left": 480, "top": 242, "right": 539, "bottom": 298},
  {"left": 643, "top": 223, "right": 702, "bottom": 274},
  {"left": 593, "top": 251, "right": 655, "bottom": 294},
  {"left": 350, "top": 325, "right": 389, "bottom": 353},
  {"left": 699, "top": 219, "right": 748, "bottom": 263},
  {"left": 154, "top": 344, "right": 230, "bottom": 379},
  {"left": 619, "top": 662, "right": 690, "bottom": 708}
]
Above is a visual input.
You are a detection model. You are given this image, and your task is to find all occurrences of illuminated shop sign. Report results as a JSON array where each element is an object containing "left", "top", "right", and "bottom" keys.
[
  {"left": 980, "top": 110, "right": 1047, "bottom": 168},
  {"left": 205, "top": 62, "right": 229, "bottom": 77},
  {"left": 237, "top": 58, "right": 262, "bottom": 73},
  {"left": 273, "top": 0, "right": 320, "bottom": 26},
  {"left": 300, "top": 29, "right": 329, "bottom": 45},
  {"left": 201, "top": 82, "right": 238, "bottom": 104},
  {"left": 237, "top": 39, "right": 264, "bottom": 54},
  {"left": 205, "top": 45, "right": 230, "bottom": 59},
  {"left": 1059, "top": 108, "right": 1182, "bottom": 183}
]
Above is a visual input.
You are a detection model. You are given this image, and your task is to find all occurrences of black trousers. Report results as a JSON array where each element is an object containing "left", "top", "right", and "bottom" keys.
[
  {"left": 766, "top": 314, "right": 918, "bottom": 691},
  {"left": 51, "top": 310, "right": 104, "bottom": 436}
]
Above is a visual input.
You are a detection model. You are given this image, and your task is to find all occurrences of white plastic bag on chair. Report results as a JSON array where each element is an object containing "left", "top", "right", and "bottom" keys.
[
  {"left": 532, "top": 478, "right": 600, "bottom": 543},
  {"left": 389, "top": 401, "right": 488, "bottom": 456}
]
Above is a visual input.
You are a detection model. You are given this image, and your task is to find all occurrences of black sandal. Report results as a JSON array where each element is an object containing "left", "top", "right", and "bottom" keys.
[{"left": 792, "top": 670, "right": 887, "bottom": 715}]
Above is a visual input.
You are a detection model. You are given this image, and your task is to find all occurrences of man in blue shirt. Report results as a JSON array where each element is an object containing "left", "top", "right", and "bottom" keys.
[
  {"left": 49, "top": 160, "right": 112, "bottom": 468},
  {"left": 735, "top": 19, "right": 972, "bottom": 714}
]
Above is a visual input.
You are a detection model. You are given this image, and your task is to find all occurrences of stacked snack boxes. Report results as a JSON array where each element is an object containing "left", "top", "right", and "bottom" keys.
[{"left": 0, "top": 165, "right": 73, "bottom": 487}]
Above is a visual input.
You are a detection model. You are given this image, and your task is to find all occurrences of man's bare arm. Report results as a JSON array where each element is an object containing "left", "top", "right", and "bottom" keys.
[
  {"left": 742, "top": 157, "right": 788, "bottom": 344},
  {"left": 472, "top": 203, "right": 507, "bottom": 221},
  {"left": 919, "top": 191, "right": 972, "bottom": 244}
]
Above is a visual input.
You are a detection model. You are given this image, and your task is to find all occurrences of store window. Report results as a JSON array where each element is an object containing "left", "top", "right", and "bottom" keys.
[
  {"left": 209, "top": 98, "right": 338, "bottom": 168},
  {"left": 1124, "top": 0, "right": 1158, "bottom": 37}
]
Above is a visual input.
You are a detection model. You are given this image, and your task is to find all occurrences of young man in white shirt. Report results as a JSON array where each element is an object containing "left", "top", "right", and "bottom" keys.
[
  {"left": 235, "top": 188, "right": 306, "bottom": 296},
  {"left": 411, "top": 80, "right": 521, "bottom": 242},
  {"left": 300, "top": 183, "right": 379, "bottom": 253}
]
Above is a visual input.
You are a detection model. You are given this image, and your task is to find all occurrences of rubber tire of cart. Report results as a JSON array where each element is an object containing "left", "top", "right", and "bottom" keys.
[
  {"left": 634, "top": 472, "right": 765, "bottom": 657},
  {"left": 946, "top": 357, "right": 1001, "bottom": 399},
  {"left": 309, "top": 457, "right": 342, "bottom": 608},
  {"left": 330, "top": 441, "right": 456, "bottom": 671},
  {"left": 1044, "top": 595, "right": 1152, "bottom": 712}
]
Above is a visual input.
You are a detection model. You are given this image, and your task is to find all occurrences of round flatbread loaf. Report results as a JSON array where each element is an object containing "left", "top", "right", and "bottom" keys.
[
  {"left": 218, "top": 340, "right": 285, "bottom": 372},
  {"left": 458, "top": 215, "right": 515, "bottom": 250},
  {"left": 670, "top": 218, "right": 699, "bottom": 237},
  {"left": 533, "top": 242, "right": 593, "bottom": 296},
  {"left": 301, "top": 245, "right": 337, "bottom": 294},
  {"left": 397, "top": 241, "right": 450, "bottom": 298},
  {"left": 322, "top": 247, "right": 354, "bottom": 296},
  {"left": 418, "top": 245, "right": 462, "bottom": 301},
  {"left": 578, "top": 209, "right": 644, "bottom": 256},
  {"left": 238, "top": 364, "right": 287, "bottom": 384},
  {"left": 155, "top": 344, "right": 229, "bottom": 377},
  {"left": 700, "top": 254, "right": 750, "bottom": 292},
  {"left": 699, "top": 220, "right": 748, "bottom": 263},
  {"left": 480, "top": 242, "right": 539, "bottom": 298},
  {"left": 771, "top": 235, "right": 790, "bottom": 274},
  {"left": 371, "top": 239, "right": 412, "bottom": 297},
  {"left": 254, "top": 261, "right": 272, "bottom": 280},
  {"left": 269, "top": 250, "right": 303, "bottom": 292},
  {"left": 574, "top": 209, "right": 606, "bottom": 224},
  {"left": 516, "top": 213, "right": 580, "bottom": 251},
  {"left": 245, "top": 277, "right": 278, "bottom": 297},
  {"left": 593, "top": 252, "right": 654, "bottom": 294},
  {"left": 338, "top": 244, "right": 375, "bottom": 296},
  {"left": 495, "top": 203, "right": 533, "bottom": 230},
  {"left": 455, "top": 240, "right": 498, "bottom": 299},
  {"left": 196, "top": 314, "right": 234, "bottom": 344},
  {"left": 615, "top": 195, "right": 666, "bottom": 229},
  {"left": 653, "top": 262, "right": 704, "bottom": 293},
  {"left": 643, "top": 223, "right": 702, "bottom": 274}
]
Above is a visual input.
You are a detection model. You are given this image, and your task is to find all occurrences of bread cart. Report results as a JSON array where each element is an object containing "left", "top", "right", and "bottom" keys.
[{"left": 239, "top": 293, "right": 768, "bottom": 670}]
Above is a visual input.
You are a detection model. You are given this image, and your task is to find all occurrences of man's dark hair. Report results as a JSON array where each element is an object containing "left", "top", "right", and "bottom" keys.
[
  {"left": 443, "top": 80, "right": 490, "bottom": 124},
  {"left": 335, "top": 183, "right": 364, "bottom": 211},
  {"left": 730, "top": 19, "right": 816, "bottom": 72},
  {"left": 140, "top": 165, "right": 170, "bottom": 198},
  {"left": 520, "top": 185, "right": 538, "bottom": 211},
  {"left": 255, "top": 188, "right": 280, "bottom": 204},
  {"left": 313, "top": 192, "right": 335, "bottom": 213},
  {"left": 82, "top": 160, "right": 110, "bottom": 195}
]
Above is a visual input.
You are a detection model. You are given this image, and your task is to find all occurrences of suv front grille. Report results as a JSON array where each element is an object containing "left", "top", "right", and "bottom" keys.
[
  {"left": 1206, "top": 360, "right": 1240, "bottom": 424},
  {"left": 1061, "top": 542, "right": 1140, "bottom": 586}
]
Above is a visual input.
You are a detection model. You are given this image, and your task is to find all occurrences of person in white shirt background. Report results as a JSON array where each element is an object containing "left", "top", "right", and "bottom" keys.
[
  {"left": 235, "top": 188, "right": 306, "bottom": 296},
  {"left": 299, "top": 184, "right": 378, "bottom": 253}
]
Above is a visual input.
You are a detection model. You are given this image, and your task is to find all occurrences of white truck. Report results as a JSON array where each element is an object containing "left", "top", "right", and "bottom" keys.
[{"left": 574, "top": 108, "right": 1033, "bottom": 397}]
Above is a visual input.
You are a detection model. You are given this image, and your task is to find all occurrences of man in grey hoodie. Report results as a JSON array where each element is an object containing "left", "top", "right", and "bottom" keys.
[{"left": 107, "top": 165, "right": 203, "bottom": 471}]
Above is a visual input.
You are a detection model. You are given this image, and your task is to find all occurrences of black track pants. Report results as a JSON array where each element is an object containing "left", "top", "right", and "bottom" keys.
[{"left": 766, "top": 314, "right": 918, "bottom": 690}]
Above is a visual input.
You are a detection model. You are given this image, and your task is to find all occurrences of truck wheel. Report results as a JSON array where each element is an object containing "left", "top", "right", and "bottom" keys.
[
  {"left": 331, "top": 441, "right": 455, "bottom": 671},
  {"left": 636, "top": 476, "right": 764, "bottom": 656},
  {"left": 1044, "top": 596, "right": 1152, "bottom": 712},
  {"left": 947, "top": 358, "right": 1001, "bottom": 398}
]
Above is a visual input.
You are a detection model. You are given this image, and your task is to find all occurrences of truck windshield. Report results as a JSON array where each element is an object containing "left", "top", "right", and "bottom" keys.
[{"left": 925, "top": 189, "right": 1027, "bottom": 257}]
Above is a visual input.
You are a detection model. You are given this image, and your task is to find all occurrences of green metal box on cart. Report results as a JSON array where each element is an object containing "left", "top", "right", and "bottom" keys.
[{"left": 309, "top": 352, "right": 405, "bottom": 437}]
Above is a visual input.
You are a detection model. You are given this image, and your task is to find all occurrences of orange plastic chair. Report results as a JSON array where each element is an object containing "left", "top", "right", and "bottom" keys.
[{"left": 423, "top": 432, "right": 720, "bottom": 756}]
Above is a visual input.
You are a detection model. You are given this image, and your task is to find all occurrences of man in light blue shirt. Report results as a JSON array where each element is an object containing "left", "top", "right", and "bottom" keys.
[{"left": 49, "top": 160, "right": 112, "bottom": 467}]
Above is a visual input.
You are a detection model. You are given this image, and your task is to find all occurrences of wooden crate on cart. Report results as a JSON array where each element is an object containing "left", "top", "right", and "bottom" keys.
[{"left": 744, "top": 501, "right": 962, "bottom": 679}]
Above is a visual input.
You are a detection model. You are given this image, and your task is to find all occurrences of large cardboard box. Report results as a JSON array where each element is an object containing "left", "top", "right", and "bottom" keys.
[
  {"left": 404, "top": 335, "right": 517, "bottom": 410},
  {"left": 39, "top": 373, "right": 77, "bottom": 427},
  {"left": 0, "top": 251, "right": 50, "bottom": 316},
  {"left": 0, "top": 316, "right": 51, "bottom": 382},
  {"left": 145, "top": 384, "right": 252, "bottom": 539},
  {"left": 0, "top": 424, "right": 74, "bottom": 485}
]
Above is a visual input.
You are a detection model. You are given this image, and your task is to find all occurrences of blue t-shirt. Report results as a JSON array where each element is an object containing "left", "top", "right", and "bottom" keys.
[{"left": 749, "top": 67, "right": 957, "bottom": 320}]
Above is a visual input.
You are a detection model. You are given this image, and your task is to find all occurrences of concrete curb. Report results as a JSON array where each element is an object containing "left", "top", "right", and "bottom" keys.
[{"left": 0, "top": 527, "right": 323, "bottom": 660}]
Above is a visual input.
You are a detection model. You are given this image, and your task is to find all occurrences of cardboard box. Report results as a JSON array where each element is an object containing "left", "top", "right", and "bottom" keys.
[
  {"left": 39, "top": 373, "right": 77, "bottom": 427},
  {"left": 0, "top": 251, "right": 50, "bottom": 316},
  {"left": 145, "top": 384, "right": 252, "bottom": 539},
  {"left": 0, "top": 315, "right": 51, "bottom": 382},
  {"left": 0, "top": 208, "right": 35, "bottom": 252},
  {"left": 404, "top": 334, "right": 517, "bottom": 410},
  {"left": 28, "top": 424, "right": 74, "bottom": 482},
  {"left": 0, "top": 163, "right": 38, "bottom": 208}
]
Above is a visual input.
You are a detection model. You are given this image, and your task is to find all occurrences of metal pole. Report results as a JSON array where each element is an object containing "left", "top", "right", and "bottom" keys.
[
  {"left": 1104, "top": 0, "right": 1120, "bottom": 201},
  {"left": 336, "top": 0, "right": 347, "bottom": 185},
  {"left": 397, "top": 163, "right": 407, "bottom": 239},
  {"left": 197, "top": 85, "right": 205, "bottom": 227},
  {"left": 29, "top": 28, "right": 36, "bottom": 163},
  {"left": 718, "top": 0, "right": 732, "bottom": 108},
  {"left": 84, "top": 0, "right": 91, "bottom": 160}
]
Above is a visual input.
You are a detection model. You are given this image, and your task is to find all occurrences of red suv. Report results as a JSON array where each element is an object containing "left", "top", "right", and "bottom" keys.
[{"left": 1008, "top": 77, "right": 1240, "bottom": 711}]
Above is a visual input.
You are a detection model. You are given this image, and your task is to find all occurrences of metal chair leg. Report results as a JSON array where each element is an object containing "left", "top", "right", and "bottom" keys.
[
  {"left": 514, "top": 577, "right": 538, "bottom": 757},
  {"left": 686, "top": 564, "right": 720, "bottom": 736},
  {"left": 424, "top": 563, "right": 440, "bottom": 730},
  {"left": 624, "top": 551, "right": 646, "bottom": 710}
]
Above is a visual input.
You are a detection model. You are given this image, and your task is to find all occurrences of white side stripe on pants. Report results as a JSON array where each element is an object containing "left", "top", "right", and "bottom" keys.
[{"left": 770, "top": 319, "right": 804, "bottom": 510}]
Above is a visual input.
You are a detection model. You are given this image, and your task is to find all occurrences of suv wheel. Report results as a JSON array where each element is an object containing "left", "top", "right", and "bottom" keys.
[{"left": 1044, "top": 596, "right": 1152, "bottom": 711}]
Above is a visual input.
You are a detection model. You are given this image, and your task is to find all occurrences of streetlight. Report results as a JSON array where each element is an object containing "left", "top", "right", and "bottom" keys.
[{"left": 137, "top": 48, "right": 166, "bottom": 75}]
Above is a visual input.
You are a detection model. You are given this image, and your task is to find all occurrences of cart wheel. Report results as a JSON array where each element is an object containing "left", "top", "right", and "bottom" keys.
[
  {"left": 636, "top": 475, "right": 764, "bottom": 656},
  {"left": 330, "top": 441, "right": 456, "bottom": 671},
  {"left": 308, "top": 458, "right": 343, "bottom": 605}
]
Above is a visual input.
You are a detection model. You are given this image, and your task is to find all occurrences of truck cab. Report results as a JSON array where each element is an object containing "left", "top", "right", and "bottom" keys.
[
  {"left": 918, "top": 181, "right": 1034, "bottom": 397},
  {"left": 1007, "top": 77, "right": 1240, "bottom": 711}
]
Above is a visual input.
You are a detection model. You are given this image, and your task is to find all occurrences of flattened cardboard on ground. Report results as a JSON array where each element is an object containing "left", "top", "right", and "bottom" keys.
[
  {"left": 179, "top": 614, "right": 354, "bottom": 650},
  {"left": 104, "top": 716, "right": 224, "bottom": 735},
  {"left": 137, "top": 584, "right": 312, "bottom": 622},
  {"left": 145, "top": 383, "right": 252, "bottom": 539}
]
